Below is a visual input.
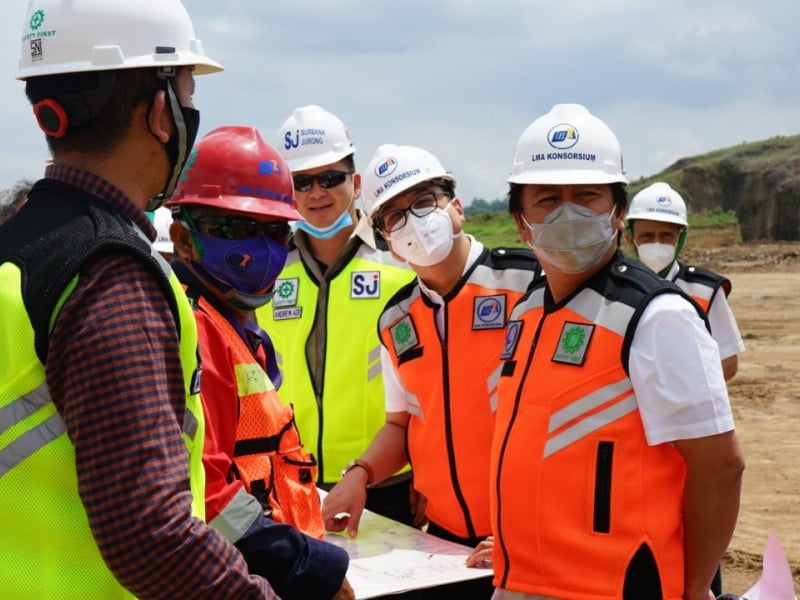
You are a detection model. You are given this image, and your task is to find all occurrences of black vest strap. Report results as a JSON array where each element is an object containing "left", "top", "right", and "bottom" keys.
[{"left": 0, "top": 179, "right": 177, "bottom": 364}]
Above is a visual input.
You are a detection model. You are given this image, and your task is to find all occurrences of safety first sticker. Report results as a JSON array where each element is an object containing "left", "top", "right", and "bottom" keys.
[
  {"left": 389, "top": 315, "right": 419, "bottom": 356},
  {"left": 552, "top": 322, "right": 594, "bottom": 366}
]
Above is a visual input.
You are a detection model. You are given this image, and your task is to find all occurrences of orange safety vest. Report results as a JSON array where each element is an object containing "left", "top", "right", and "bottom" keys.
[
  {"left": 492, "top": 255, "right": 693, "bottom": 599},
  {"left": 672, "top": 260, "right": 731, "bottom": 313},
  {"left": 379, "top": 247, "right": 538, "bottom": 539},
  {"left": 192, "top": 292, "right": 325, "bottom": 539}
]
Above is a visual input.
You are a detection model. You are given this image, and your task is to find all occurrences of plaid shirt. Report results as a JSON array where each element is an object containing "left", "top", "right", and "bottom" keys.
[{"left": 43, "top": 165, "right": 276, "bottom": 599}]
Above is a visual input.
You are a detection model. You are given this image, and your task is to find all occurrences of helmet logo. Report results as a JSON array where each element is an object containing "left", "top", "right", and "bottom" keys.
[
  {"left": 656, "top": 195, "right": 672, "bottom": 207},
  {"left": 30, "top": 10, "right": 45, "bottom": 31},
  {"left": 284, "top": 129, "right": 300, "bottom": 150},
  {"left": 547, "top": 123, "right": 579, "bottom": 150},
  {"left": 258, "top": 160, "right": 281, "bottom": 175},
  {"left": 375, "top": 157, "right": 398, "bottom": 178},
  {"left": 225, "top": 247, "right": 253, "bottom": 271}
]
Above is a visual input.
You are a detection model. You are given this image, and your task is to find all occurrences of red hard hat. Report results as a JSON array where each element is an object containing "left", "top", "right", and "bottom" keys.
[{"left": 167, "top": 125, "right": 302, "bottom": 220}]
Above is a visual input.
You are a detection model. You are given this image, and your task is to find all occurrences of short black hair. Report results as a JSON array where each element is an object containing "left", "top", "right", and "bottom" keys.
[{"left": 25, "top": 67, "right": 165, "bottom": 157}]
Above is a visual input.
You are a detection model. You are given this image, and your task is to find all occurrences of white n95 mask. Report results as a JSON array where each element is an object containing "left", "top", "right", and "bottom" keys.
[
  {"left": 387, "top": 204, "right": 459, "bottom": 267},
  {"left": 523, "top": 202, "right": 615, "bottom": 273},
  {"left": 635, "top": 242, "right": 676, "bottom": 274}
]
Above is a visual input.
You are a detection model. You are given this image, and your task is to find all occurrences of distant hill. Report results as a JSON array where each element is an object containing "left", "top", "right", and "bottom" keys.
[
  {"left": 466, "top": 135, "right": 800, "bottom": 243},
  {"left": 628, "top": 135, "right": 800, "bottom": 242}
]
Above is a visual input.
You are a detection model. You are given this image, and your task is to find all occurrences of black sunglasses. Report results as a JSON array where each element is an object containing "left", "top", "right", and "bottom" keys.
[
  {"left": 292, "top": 170, "right": 353, "bottom": 193},
  {"left": 193, "top": 215, "right": 291, "bottom": 243}
]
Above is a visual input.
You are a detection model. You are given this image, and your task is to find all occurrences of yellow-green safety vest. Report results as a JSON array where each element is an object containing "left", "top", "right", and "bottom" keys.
[
  {"left": 257, "top": 242, "right": 414, "bottom": 483},
  {"left": 0, "top": 246, "right": 205, "bottom": 599}
]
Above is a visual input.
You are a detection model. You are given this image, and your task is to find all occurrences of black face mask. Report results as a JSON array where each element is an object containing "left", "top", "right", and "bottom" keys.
[{"left": 146, "top": 78, "right": 200, "bottom": 211}]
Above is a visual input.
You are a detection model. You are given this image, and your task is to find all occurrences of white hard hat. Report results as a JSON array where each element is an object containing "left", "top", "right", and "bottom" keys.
[
  {"left": 18, "top": 0, "right": 222, "bottom": 80},
  {"left": 626, "top": 182, "right": 688, "bottom": 227},
  {"left": 152, "top": 206, "right": 174, "bottom": 254},
  {"left": 362, "top": 144, "right": 455, "bottom": 220},
  {"left": 278, "top": 105, "right": 355, "bottom": 172},
  {"left": 508, "top": 103, "right": 627, "bottom": 185}
]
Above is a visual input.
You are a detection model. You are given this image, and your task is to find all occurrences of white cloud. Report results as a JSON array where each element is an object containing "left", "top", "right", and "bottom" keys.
[{"left": 1, "top": 0, "right": 798, "bottom": 204}]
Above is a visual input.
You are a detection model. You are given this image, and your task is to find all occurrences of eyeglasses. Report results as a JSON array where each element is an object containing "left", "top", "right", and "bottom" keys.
[
  {"left": 374, "top": 191, "right": 451, "bottom": 233},
  {"left": 292, "top": 170, "right": 353, "bottom": 193},
  {"left": 193, "top": 215, "right": 291, "bottom": 243}
]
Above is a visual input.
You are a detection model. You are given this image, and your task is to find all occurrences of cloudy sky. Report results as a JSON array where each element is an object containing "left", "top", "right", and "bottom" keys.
[{"left": 2, "top": 0, "right": 798, "bottom": 203}]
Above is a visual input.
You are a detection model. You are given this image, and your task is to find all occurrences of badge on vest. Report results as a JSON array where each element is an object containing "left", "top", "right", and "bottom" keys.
[
  {"left": 389, "top": 315, "right": 419, "bottom": 356},
  {"left": 552, "top": 322, "right": 594, "bottom": 366},
  {"left": 500, "top": 320, "right": 523, "bottom": 360},
  {"left": 352, "top": 271, "right": 380, "bottom": 299},
  {"left": 472, "top": 294, "right": 506, "bottom": 330},
  {"left": 273, "top": 278, "right": 299, "bottom": 307},
  {"left": 273, "top": 307, "right": 302, "bottom": 320}
]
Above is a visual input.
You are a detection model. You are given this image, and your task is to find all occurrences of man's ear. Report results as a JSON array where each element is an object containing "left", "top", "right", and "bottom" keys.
[
  {"left": 146, "top": 90, "right": 171, "bottom": 144},
  {"left": 352, "top": 172, "right": 362, "bottom": 200},
  {"left": 169, "top": 220, "right": 195, "bottom": 259},
  {"left": 512, "top": 212, "right": 529, "bottom": 245}
]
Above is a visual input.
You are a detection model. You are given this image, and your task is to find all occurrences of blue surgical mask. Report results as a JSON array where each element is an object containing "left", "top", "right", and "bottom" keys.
[
  {"left": 187, "top": 230, "right": 289, "bottom": 309},
  {"left": 295, "top": 209, "right": 353, "bottom": 239}
]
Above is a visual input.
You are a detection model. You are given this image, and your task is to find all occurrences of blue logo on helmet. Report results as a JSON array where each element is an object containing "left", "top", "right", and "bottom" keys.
[
  {"left": 547, "top": 123, "right": 579, "bottom": 150},
  {"left": 656, "top": 195, "right": 672, "bottom": 207},
  {"left": 375, "top": 157, "right": 398, "bottom": 178}
]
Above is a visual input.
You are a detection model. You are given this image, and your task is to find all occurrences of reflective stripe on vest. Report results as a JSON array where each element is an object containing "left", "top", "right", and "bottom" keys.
[{"left": 256, "top": 244, "right": 414, "bottom": 483}]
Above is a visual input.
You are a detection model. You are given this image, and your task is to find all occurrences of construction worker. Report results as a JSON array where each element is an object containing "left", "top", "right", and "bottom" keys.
[
  {"left": 0, "top": 0, "right": 276, "bottom": 598},
  {"left": 492, "top": 103, "right": 745, "bottom": 600},
  {"left": 321, "top": 144, "right": 541, "bottom": 600},
  {"left": 255, "top": 106, "right": 416, "bottom": 524},
  {"left": 166, "top": 126, "right": 353, "bottom": 600},
  {"left": 625, "top": 182, "right": 745, "bottom": 381}
]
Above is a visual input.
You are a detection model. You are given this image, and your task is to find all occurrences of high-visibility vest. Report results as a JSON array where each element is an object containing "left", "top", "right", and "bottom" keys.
[
  {"left": 379, "top": 247, "right": 539, "bottom": 538},
  {"left": 257, "top": 240, "right": 414, "bottom": 483},
  {"left": 492, "top": 254, "right": 696, "bottom": 599},
  {"left": 672, "top": 260, "right": 731, "bottom": 313},
  {"left": 188, "top": 290, "right": 325, "bottom": 539},
  {"left": 0, "top": 188, "right": 205, "bottom": 599}
]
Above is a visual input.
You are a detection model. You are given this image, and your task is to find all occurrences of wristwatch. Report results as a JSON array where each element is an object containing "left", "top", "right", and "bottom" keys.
[{"left": 341, "top": 459, "right": 374, "bottom": 485}]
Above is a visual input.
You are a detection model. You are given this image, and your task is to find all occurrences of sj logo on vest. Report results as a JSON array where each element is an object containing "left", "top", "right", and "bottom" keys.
[
  {"left": 473, "top": 295, "right": 506, "bottom": 330},
  {"left": 390, "top": 315, "right": 419, "bottom": 356},
  {"left": 273, "top": 278, "right": 299, "bottom": 307},
  {"left": 552, "top": 322, "right": 594, "bottom": 366},
  {"left": 351, "top": 271, "right": 380, "bottom": 299}
]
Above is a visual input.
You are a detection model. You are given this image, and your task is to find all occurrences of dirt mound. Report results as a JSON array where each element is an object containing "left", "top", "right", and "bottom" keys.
[{"left": 682, "top": 241, "right": 800, "bottom": 274}]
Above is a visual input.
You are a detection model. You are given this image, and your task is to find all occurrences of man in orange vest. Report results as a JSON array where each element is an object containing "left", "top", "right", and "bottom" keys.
[
  {"left": 492, "top": 104, "right": 745, "bottom": 600},
  {"left": 167, "top": 125, "right": 353, "bottom": 600},
  {"left": 321, "top": 144, "right": 541, "bottom": 599}
]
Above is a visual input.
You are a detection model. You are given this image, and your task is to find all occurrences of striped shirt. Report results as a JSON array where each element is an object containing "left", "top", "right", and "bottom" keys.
[{"left": 43, "top": 164, "right": 276, "bottom": 599}]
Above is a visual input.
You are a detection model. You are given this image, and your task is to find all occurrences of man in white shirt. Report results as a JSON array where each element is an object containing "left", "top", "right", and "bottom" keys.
[{"left": 625, "top": 181, "right": 745, "bottom": 381}]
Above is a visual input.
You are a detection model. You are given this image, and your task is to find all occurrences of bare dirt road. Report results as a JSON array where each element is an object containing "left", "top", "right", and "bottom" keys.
[{"left": 680, "top": 241, "right": 800, "bottom": 595}]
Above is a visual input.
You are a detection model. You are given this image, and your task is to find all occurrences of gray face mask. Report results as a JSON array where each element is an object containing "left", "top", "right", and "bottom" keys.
[{"left": 522, "top": 202, "right": 616, "bottom": 273}]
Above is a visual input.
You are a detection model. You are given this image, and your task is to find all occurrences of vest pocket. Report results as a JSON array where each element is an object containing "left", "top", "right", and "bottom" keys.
[
  {"left": 593, "top": 441, "right": 613, "bottom": 533},
  {"left": 270, "top": 451, "right": 325, "bottom": 538}
]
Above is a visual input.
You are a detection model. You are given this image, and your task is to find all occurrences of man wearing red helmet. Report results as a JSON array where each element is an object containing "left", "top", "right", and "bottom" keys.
[{"left": 167, "top": 126, "right": 353, "bottom": 600}]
